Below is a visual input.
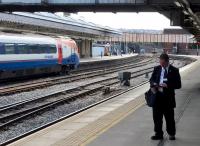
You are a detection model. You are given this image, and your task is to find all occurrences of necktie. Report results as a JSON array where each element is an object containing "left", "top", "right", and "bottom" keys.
[{"left": 164, "top": 68, "right": 168, "bottom": 80}]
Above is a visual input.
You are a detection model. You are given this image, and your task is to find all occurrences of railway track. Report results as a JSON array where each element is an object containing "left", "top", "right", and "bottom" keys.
[
  {"left": 72, "top": 55, "right": 145, "bottom": 73},
  {"left": 0, "top": 80, "right": 150, "bottom": 146},
  {"left": 0, "top": 66, "right": 154, "bottom": 145},
  {"left": 0, "top": 66, "right": 154, "bottom": 124},
  {"left": 0, "top": 56, "right": 155, "bottom": 96}
]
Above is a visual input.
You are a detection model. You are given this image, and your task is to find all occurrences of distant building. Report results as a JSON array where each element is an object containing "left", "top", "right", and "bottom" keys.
[{"left": 104, "top": 29, "right": 196, "bottom": 55}]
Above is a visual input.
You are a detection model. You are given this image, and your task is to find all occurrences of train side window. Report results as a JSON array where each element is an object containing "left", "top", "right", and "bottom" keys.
[
  {"left": 17, "top": 44, "right": 29, "bottom": 54},
  {"left": 38, "top": 44, "right": 48, "bottom": 54},
  {"left": 28, "top": 44, "right": 38, "bottom": 54},
  {"left": 5, "top": 44, "right": 15, "bottom": 54},
  {"left": 0, "top": 43, "right": 5, "bottom": 54},
  {"left": 49, "top": 45, "right": 57, "bottom": 53}
]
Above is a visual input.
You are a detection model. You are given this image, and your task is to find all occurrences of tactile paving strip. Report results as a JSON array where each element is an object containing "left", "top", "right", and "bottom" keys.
[{"left": 53, "top": 95, "right": 145, "bottom": 146}]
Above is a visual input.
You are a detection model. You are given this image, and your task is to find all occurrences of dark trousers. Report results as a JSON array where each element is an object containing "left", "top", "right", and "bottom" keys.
[{"left": 153, "top": 107, "right": 176, "bottom": 136}]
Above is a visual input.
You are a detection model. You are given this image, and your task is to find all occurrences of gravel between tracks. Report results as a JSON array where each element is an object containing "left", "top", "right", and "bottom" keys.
[{"left": 0, "top": 60, "right": 157, "bottom": 107}]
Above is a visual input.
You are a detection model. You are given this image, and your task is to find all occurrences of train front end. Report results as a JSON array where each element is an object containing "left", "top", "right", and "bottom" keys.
[{"left": 58, "top": 38, "right": 80, "bottom": 70}]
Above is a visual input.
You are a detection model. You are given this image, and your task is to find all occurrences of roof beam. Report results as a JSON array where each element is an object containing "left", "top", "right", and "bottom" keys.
[{"left": 175, "top": 0, "right": 200, "bottom": 35}]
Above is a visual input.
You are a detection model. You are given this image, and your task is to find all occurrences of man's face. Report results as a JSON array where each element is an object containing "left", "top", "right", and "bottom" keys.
[{"left": 160, "top": 59, "right": 168, "bottom": 67}]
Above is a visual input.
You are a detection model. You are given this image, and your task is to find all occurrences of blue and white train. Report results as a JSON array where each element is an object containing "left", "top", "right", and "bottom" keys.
[{"left": 0, "top": 35, "right": 80, "bottom": 80}]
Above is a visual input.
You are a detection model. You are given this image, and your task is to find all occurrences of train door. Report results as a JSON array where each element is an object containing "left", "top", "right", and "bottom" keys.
[
  {"left": 70, "top": 45, "right": 76, "bottom": 62},
  {"left": 61, "top": 42, "right": 71, "bottom": 64},
  {"left": 57, "top": 39, "right": 63, "bottom": 64}
]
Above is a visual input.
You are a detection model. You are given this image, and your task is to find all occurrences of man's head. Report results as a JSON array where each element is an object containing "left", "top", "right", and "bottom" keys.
[{"left": 159, "top": 53, "right": 169, "bottom": 67}]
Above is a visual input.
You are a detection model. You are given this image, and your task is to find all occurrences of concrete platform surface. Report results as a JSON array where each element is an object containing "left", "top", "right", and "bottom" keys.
[{"left": 86, "top": 58, "right": 200, "bottom": 146}]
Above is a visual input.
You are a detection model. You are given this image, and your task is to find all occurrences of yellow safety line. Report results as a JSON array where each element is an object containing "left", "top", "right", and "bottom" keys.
[{"left": 80, "top": 99, "right": 145, "bottom": 146}]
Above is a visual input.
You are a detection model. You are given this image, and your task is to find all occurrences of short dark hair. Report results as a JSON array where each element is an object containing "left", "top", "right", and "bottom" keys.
[{"left": 160, "top": 53, "right": 169, "bottom": 62}]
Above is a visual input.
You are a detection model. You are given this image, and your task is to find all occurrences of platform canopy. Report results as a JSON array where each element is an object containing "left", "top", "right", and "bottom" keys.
[
  {"left": 0, "top": 12, "right": 121, "bottom": 39},
  {"left": 0, "top": 0, "right": 199, "bottom": 40}
]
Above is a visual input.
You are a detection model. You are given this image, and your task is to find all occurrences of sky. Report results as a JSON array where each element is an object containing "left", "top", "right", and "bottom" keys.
[{"left": 70, "top": 12, "right": 181, "bottom": 30}]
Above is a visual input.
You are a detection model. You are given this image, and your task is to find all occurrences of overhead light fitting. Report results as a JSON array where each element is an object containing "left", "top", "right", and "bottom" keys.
[
  {"left": 188, "top": 8, "right": 193, "bottom": 14},
  {"left": 183, "top": 10, "right": 189, "bottom": 15},
  {"left": 184, "top": 18, "right": 190, "bottom": 22},
  {"left": 189, "top": 17, "right": 194, "bottom": 21},
  {"left": 194, "top": 22, "right": 198, "bottom": 25},
  {"left": 174, "top": 1, "right": 183, "bottom": 8}
]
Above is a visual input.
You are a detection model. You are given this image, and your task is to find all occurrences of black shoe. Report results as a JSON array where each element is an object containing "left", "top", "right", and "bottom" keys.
[
  {"left": 169, "top": 135, "right": 176, "bottom": 140},
  {"left": 151, "top": 135, "right": 163, "bottom": 140}
]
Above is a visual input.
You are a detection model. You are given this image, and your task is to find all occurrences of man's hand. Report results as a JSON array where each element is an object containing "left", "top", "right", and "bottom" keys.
[
  {"left": 160, "top": 83, "right": 168, "bottom": 88},
  {"left": 151, "top": 83, "right": 158, "bottom": 87},
  {"left": 153, "top": 83, "right": 158, "bottom": 86}
]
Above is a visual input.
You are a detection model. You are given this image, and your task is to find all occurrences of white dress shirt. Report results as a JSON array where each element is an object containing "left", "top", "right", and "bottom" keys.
[
  {"left": 159, "top": 65, "right": 169, "bottom": 84},
  {"left": 159, "top": 65, "right": 169, "bottom": 92}
]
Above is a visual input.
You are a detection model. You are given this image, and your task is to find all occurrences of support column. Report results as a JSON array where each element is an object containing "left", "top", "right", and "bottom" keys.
[
  {"left": 80, "top": 39, "right": 92, "bottom": 58},
  {"left": 80, "top": 39, "right": 86, "bottom": 58},
  {"left": 90, "top": 40, "right": 93, "bottom": 57}
]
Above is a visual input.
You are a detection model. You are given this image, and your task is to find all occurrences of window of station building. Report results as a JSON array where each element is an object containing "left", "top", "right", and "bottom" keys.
[{"left": 4, "top": 44, "right": 15, "bottom": 54}]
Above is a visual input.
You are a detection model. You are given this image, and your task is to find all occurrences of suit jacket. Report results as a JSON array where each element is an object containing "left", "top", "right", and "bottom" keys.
[{"left": 150, "top": 65, "right": 182, "bottom": 108}]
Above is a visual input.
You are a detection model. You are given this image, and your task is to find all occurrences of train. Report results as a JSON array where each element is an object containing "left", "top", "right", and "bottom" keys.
[{"left": 0, "top": 34, "right": 80, "bottom": 80}]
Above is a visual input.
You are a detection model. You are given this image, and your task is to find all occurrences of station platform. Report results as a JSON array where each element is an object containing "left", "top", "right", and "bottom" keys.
[
  {"left": 8, "top": 56, "right": 200, "bottom": 146},
  {"left": 86, "top": 58, "right": 200, "bottom": 146},
  {"left": 80, "top": 54, "right": 138, "bottom": 63}
]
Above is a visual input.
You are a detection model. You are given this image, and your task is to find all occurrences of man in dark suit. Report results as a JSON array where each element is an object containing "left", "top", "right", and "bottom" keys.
[{"left": 150, "top": 53, "right": 182, "bottom": 140}]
